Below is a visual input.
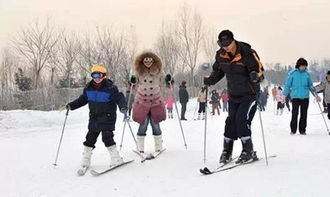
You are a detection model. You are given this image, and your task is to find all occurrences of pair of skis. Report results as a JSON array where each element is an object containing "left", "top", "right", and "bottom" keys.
[
  {"left": 77, "top": 159, "right": 134, "bottom": 176},
  {"left": 77, "top": 149, "right": 166, "bottom": 176},
  {"left": 200, "top": 155, "right": 277, "bottom": 175}
]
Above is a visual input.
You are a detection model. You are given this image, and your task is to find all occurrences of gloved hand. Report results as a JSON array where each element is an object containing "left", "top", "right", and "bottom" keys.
[
  {"left": 120, "top": 107, "right": 128, "bottom": 114},
  {"left": 120, "top": 108, "right": 129, "bottom": 121},
  {"left": 249, "top": 71, "right": 258, "bottom": 82},
  {"left": 165, "top": 74, "right": 172, "bottom": 84},
  {"left": 59, "top": 104, "right": 70, "bottom": 111},
  {"left": 204, "top": 77, "right": 211, "bottom": 86},
  {"left": 130, "top": 75, "right": 137, "bottom": 84}
]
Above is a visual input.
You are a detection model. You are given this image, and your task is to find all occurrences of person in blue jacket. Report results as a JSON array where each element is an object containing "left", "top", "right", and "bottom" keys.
[
  {"left": 283, "top": 58, "right": 316, "bottom": 135},
  {"left": 66, "top": 64, "right": 128, "bottom": 172}
]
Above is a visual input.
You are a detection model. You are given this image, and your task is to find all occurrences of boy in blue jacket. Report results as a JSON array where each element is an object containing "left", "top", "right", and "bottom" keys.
[
  {"left": 66, "top": 64, "right": 127, "bottom": 172},
  {"left": 283, "top": 58, "right": 316, "bottom": 135}
]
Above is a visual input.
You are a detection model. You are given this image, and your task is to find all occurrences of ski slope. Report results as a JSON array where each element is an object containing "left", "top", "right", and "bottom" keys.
[{"left": 0, "top": 97, "right": 329, "bottom": 197}]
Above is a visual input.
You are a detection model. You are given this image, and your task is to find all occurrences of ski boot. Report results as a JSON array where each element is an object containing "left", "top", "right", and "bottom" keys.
[
  {"left": 154, "top": 135, "right": 163, "bottom": 152},
  {"left": 219, "top": 138, "right": 233, "bottom": 164},
  {"left": 107, "top": 145, "right": 124, "bottom": 166},
  {"left": 137, "top": 135, "right": 145, "bottom": 153},
  {"left": 81, "top": 145, "right": 93, "bottom": 168},
  {"left": 236, "top": 137, "right": 258, "bottom": 164},
  {"left": 77, "top": 145, "right": 93, "bottom": 175}
]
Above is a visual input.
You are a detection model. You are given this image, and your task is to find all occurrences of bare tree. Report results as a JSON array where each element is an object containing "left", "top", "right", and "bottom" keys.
[
  {"left": 57, "top": 31, "right": 82, "bottom": 87},
  {"left": 0, "top": 48, "right": 17, "bottom": 89},
  {"left": 11, "top": 19, "right": 60, "bottom": 89},
  {"left": 77, "top": 33, "right": 100, "bottom": 73},
  {"left": 175, "top": 5, "right": 204, "bottom": 93},
  {"left": 155, "top": 22, "right": 181, "bottom": 75},
  {"left": 95, "top": 26, "right": 135, "bottom": 84},
  {"left": 202, "top": 27, "right": 218, "bottom": 65}
]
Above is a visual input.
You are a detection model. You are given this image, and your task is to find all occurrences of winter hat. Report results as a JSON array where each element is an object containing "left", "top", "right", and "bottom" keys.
[
  {"left": 295, "top": 58, "right": 308, "bottom": 69},
  {"left": 181, "top": 81, "right": 186, "bottom": 86},
  {"left": 327, "top": 70, "right": 330, "bottom": 75},
  {"left": 218, "top": 30, "right": 234, "bottom": 47},
  {"left": 91, "top": 64, "right": 107, "bottom": 74}
]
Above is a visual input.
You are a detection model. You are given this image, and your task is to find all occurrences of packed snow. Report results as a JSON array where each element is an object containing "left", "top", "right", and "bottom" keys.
[{"left": 0, "top": 95, "right": 329, "bottom": 197}]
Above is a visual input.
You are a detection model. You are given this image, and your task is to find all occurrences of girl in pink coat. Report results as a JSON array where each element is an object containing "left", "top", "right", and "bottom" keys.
[
  {"left": 131, "top": 52, "right": 169, "bottom": 153},
  {"left": 165, "top": 95, "right": 174, "bottom": 119}
]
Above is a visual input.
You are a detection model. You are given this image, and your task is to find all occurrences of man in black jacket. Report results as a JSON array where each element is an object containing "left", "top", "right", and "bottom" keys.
[
  {"left": 67, "top": 64, "right": 127, "bottom": 173},
  {"left": 179, "top": 81, "right": 189, "bottom": 120},
  {"left": 204, "top": 30, "right": 264, "bottom": 164}
]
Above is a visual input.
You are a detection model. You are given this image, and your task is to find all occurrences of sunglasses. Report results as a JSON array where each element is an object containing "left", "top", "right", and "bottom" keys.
[
  {"left": 217, "top": 39, "right": 233, "bottom": 47},
  {"left": 91, "top": 72, "right": 104, "bottom": 79},
  {"left": 143, "top": 57, "right": 154, "bottom": 63}
]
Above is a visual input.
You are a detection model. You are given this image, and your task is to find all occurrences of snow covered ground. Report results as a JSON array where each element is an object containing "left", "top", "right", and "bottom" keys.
[{"left": 1, "top": 96, "right": 329, "bottom": 197}]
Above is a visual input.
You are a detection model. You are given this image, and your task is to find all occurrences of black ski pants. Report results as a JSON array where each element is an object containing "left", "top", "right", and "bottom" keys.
[
  {"left": 198, "top": 102, "right": 206, "bottom": 113},
  {"left": 83, "top": 130, "right": 116, "bottom": 148},
  {"left": 224, "top": 98, "right": 257, "bottom": 140},
  {"left": 290, "top": 98, "right": 309, "bottom": 134},
  {"left": 180, "top": 102, "right": 187, "bottom": 119}
]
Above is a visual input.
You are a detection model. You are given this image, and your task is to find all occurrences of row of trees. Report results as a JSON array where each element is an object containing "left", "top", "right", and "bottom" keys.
[
  {"left": 0, "top": 5, "right": 329, "bottom": 110},
  {"left": 0, "top": 5, "right": 218, "bottom": 110}
]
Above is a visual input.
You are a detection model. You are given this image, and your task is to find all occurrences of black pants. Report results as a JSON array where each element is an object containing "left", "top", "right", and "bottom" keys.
[
  {"left": 198, "top": 102, "right": 206, "bottom": 113},
  {"left": 224, "top": 98, "right": 257, "bottom": 140},
  {"left": 180, "top": 102, "right": 187, "bottom": 119},
  {"left": 290, "top": 99, "right": 309, "bottom": 134},
  {"left": 83, "top": 130, "right": 115, "bottom": 148}
]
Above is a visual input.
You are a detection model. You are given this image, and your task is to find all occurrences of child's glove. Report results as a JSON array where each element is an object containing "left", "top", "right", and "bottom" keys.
[{"left": 59, "top": 104, "right": 70, "bottom": 111}]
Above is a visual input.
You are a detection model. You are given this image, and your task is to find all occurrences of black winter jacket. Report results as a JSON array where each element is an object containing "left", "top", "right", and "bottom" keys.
[
  {"left": 205, "top": 41, "right": 263, "bottom": 102},
  {"left": 179, "top": 85, "right": 189, "bottom": 103},
  {"left": 68, "top": 79, "right": 126, "bottom": 132}
]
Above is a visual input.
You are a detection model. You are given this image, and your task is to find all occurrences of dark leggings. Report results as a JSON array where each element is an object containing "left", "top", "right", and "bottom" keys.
[{"left": 198, "top": 102, "right": 206, "bottom": 113}]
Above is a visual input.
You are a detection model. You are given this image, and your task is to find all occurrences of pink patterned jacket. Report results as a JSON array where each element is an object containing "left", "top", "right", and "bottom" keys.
[{"left": 132, "top": 52, "right": 166, "bottom": 124}]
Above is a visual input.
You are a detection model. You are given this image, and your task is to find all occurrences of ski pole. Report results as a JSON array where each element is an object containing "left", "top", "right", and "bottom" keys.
[
  {"left": 315, "top": 97, "right": 330, "bottom": 135},
  {"left": 53, "top": 108, "right": 69, "bottom": 166},
  {"left": 119, "top": 83, "right": 135, "bottom": 151},
  {"left": 203, "top": 86, "right": 209, "bottom": 163},
  {"left": 169, "top": 82, "right": 188, "bottom": 149},
  {"left": 255, "top": 95, "right": 269, "bottom": 165},
  {"left": 125, "top": 119, "right": 146, "bottom": 161}
]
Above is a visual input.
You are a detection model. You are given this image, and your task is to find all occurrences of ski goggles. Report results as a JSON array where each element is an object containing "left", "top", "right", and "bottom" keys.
[
  {"left": 217, "top": 38, "right": 233, "bottom": 47},
  {"left": 91, "top": 72, "right": 105, "bottom": 79},
  {"left": 143, "top": 57, "right": 154, "bottom": 63}
]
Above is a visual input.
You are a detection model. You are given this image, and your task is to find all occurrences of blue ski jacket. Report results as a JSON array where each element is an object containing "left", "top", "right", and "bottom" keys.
[{"left": 283, "top": 69, "right": 313, "bottom": 99}]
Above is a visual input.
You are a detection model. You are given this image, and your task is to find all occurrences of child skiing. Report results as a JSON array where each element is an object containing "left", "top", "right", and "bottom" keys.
[
  {"left": 65, "top": 64, "right": 128, "bottom": 175},
  {"left": 165, "top": 95, "right": 174, "bottom": 119},
  {"left": 130, "top": 51, "right": 171, "bottom": 154},
  {"left": 275, "top": 86, "right": 285, "bottom": 115}
]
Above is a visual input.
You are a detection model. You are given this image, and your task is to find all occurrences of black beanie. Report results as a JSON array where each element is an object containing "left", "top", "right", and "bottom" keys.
[
  {"left": 218, "top": 30, "right": 234, "bottom": 41},
  {"left": 295, "top": 58, "right": 308, "bottom": 69}
]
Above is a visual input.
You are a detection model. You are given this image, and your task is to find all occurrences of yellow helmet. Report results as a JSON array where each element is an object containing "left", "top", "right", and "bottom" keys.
[{"left": 91, "top": 64, "right": 107, "bottom": 74}]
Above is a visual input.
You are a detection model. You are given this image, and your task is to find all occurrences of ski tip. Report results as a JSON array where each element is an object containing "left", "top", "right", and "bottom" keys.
[{"left": 200, "top": 167, "right": 212, "bottom": 175}]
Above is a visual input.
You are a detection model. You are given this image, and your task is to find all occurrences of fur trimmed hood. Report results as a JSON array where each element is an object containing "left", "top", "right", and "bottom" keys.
[{"left": 134, "top": 51, "right": 162, "bottom": 76}]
